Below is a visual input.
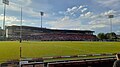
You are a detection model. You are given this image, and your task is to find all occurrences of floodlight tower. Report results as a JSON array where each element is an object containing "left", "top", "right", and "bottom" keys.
[
  {"left": 108, "top": 15, "right": 114, "bottom": 33},
  {"left": 40, "top": 12, "right": 44, "bottom": 28},
  {"left": 2, "top": 0, "right": 9, "bottom": 39}
]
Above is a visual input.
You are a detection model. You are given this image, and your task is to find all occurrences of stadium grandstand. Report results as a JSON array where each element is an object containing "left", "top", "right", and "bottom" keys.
[{"left": 6, "top": 25, "right": 97, "bottom": 41}]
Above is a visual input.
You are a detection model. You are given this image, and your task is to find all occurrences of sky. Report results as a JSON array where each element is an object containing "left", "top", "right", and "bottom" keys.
[{"left": 0, "top": 0, "right": 120, "bottom": 35}]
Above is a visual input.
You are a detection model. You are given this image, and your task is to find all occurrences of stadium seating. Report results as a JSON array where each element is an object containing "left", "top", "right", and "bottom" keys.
[
  {"left": 47, "top": 58, "right": 115, "bottom": 67},
  {"left": 21, "top": 63, "right": 44, "bottom": 67},
  {"left": 0, "top": 57, "right": 116, "bottom": 67},
  {"left": 21, "top": 33, "right": 97, "bottom": 41}
]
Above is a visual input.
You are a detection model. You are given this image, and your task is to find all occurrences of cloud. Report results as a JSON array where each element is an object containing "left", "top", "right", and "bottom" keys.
[
  {"left": 78, "top": 6, "right": 84, "bottom": 9},
  {"left": 85, "top": 12, "right": 93, "bottom": 17},
  {"left": 80, "top": 11, "right": 93, "bottom": 18},
  {"left": 0, "top": 1, "right": 50, "bottom": 20},
  {"left": 48, "top": 9, "right": 120, "bottom": 31},
  {"left": 94, "top": 0, "right": 120, "bottom": 9},
  {"left": 46, "top": 16, "right": 83, "bottom": 29},
  {"left": 10, "top": 0, "right": 32, "bottom": 6},
  {"left": 0, "top": 15, "right": 42, "bottom": 28},
  {"left": 0, "top": 15, "right": 21, "bottom": 27},
  {"left": 88, "top": 20, "right": 108, "bottom": 29},
  {"left": 0, "top": 0, "right": 45, "bottom": 18},
  {"left": 66, "top": 6, "right": 78, "bottom": 15},
  {"left": 48, "top": 6, "right": 119, "bottom": 31},
  {"left": 59, "top": 5, "right": 87, "bottom": 16},
  {"left": 104, "top": 10, "right": 117, "bottom": 15},
  {"left": 8, "top": 2, "right": 21, "bottom": 12},
  {"left": 90, "top": 24, "right": 107, "bottom": 29},
  {"left": 81, "top": 8, "right": 87, "bottom": 13},
  {"left": 19, "top": 0, "right": 32, "bottom": 6},
  {"left": 88, "top": 10, "right": 120, "bottom": 30},
  {"left": 67, "top": 6, "right": 77, "bottom": 12},
  {"left": 116, "top": 30, "right": 120, "bottom": 34},
  {"left": 9, "top": 2, "right": 38, "bottom": 17},
  {"left": 0, "top": 15, "right": 17, "bottom": 22},
  {"left": 0, "top": 1, "right": 60, "bottom": 28}
]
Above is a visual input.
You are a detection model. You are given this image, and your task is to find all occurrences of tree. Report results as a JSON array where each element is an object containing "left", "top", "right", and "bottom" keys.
[
  {"left": 105, "top": 33, "right": 110, "bottom": 39},
  {"left": 97, "top": 33, "right": 105, "bottom": 40},
  {"left": 105, "top": 32, "right": 117, "bottom": 39},
  {"left": 111, "top": 32, "right": 117, "bottom": 39}
]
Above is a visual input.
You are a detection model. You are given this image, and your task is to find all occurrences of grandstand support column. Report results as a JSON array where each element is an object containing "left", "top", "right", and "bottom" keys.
[
  {"left": 40, "top": 12, "right": 44, "bottom": 28},
  {"left": 2, "top": 0, "right": 9, "bottom": 40}
]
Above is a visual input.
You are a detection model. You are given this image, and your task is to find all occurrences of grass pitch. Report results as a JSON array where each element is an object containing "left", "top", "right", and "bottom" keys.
[{"left": 0, "top": 41, "right": 120, "bottom": 62}]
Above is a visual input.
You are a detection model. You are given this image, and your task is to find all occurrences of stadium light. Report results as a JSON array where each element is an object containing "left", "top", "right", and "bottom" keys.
[
  {"left": 2, "top": 0, "right": 9, "bottom": 40},
  {"left": 108, "top": 15, "right": 114, "bottom": 33},
  {"left": 40, "top": 12, "right": 44, "bottom": 28}
]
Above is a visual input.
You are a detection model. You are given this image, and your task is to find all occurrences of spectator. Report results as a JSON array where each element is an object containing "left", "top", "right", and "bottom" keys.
[{"left": 113, "top": 53, "right": 120, "bottom": 67}]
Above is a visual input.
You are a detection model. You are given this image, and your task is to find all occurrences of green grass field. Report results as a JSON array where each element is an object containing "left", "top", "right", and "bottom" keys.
[{"left": 0, "top": 41, "right": 120, "bottom": 62}]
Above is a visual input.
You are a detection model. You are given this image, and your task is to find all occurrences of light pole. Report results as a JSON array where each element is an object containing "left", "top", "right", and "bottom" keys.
[
  {"left": 40, "top": 12, "right": 44, "bottom": 28},
  {"left": 2, "top": 0, "right": 9, "bottom": 40},
  {"left": 20, "top": 7, "right": 22, "bottom": 60},
  {"left": 19, "top": 7, "right": 23, "bottom": 67},
  {"left": 20, "top": 7, "right": 22, "bottom": 43},
  {"left": 108, "top": 15, "right": 114, "bottom": 33}
]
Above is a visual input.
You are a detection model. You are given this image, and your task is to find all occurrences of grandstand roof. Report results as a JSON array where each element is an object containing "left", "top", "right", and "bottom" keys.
[{"left": 7, "top": 25, "right": 95, "bottom": 33}]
